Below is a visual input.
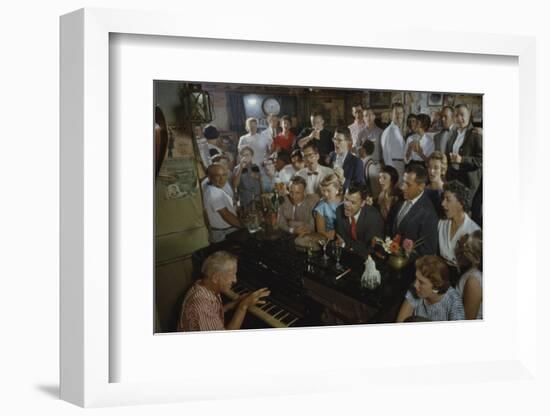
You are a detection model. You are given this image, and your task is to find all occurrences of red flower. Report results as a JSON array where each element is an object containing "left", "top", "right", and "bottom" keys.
[
  {"left": 393, "top": 234, "right": 401, "bottom": 245},
  {"left": 389, "top": 242, "right": 400, "bottom": 254}
]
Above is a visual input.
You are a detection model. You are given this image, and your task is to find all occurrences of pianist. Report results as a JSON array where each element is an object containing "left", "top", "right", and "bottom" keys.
[{"left": 178, "top": 251, "right": 271, "bottom": 331}]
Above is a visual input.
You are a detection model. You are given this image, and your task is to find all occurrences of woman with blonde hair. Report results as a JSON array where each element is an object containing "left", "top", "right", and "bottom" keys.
[{"left": 313, "top": 169, "right": 345, "bottom": 239}]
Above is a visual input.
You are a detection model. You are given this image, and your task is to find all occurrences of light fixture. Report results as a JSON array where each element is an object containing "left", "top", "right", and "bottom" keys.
[{"left": 178, "top": 83, "right": 214, "bottom": 123}]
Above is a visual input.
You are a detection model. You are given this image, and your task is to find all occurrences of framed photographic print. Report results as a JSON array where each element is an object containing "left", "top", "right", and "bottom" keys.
[
  {"left": 60, "top": 7, "right": 538, "bottom": 409},
  {"left": 443, "top": 94, "right": 456, "bottom": 106},
  {"left": 368, "top": 91, "right": 392, "bottom": 108},
  {"left": 428, "top": 92, "right": 444, "bottom": 106}
]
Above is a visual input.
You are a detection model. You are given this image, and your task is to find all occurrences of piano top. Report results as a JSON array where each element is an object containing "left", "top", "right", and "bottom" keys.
[{"left": 192, "top": 229, "right": 412, "bottom": 325}]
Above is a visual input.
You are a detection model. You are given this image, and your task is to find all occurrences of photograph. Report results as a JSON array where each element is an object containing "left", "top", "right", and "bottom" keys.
[
  {"left": 428, "top": 92, "right": 444, "bottom": 106},
  {"left": 154, "top": 81, "right": 483, "bottom": 333}
]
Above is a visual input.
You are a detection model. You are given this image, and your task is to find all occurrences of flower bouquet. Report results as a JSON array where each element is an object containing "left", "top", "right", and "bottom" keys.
[{"left": 371, "top": 234, "right": 421, "bottom": 270}]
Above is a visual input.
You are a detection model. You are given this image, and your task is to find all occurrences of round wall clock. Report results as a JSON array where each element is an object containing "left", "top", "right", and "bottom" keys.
[{"left": 262, "top": 97, "right": 281, "bottom": 115}]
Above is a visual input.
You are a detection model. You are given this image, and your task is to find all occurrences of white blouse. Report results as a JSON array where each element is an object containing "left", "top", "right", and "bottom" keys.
[
  {"left": 438, "top": 214, "right": 480, "bottom": 266},
  {"left": 404, "top": 133, "right": 435, "bottom": 163}
]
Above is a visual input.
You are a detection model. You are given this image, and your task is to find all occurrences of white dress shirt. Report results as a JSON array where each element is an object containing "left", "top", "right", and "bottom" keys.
[
  {"left": 381, "top": 121, "right": 405, "bottom": 166},
  {"left": 451, "top": 128, "right": 467, "bottom": 170},
  {"left": 348, "top": 121, "right": 367, "bottom": 149},
  {"left": 404, "top": 133, "right": 435, "bottom": 163},
  {"left": 296, "top": 165, "right": 334, "bottom": 195},
  {"left": 278, "top": 164, "right": 297, "bottom": 184},
  {"left": 333, "top": 151, "right": 348, "bottom": 170}
]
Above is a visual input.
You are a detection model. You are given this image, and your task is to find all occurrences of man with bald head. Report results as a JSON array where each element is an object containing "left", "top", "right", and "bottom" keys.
[{"left": 203, "top": 163, "right": 242, "bottom": 243}]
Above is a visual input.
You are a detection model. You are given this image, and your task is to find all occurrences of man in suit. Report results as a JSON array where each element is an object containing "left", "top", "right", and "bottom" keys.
[
  {"left": 390, "top": 164, "right": 438, "bottom": 258},
  {"left": 334, "top": 183, "right": 384, "bottom": 258},
  {"left": 329, "top": 126, "right": 365, "bottom": 191},
  {"left": 445, "top": 104, "right": 482, "bottom": 194},
  {"left": 433, "top": 106, "right": 455, "bottom": 153}
]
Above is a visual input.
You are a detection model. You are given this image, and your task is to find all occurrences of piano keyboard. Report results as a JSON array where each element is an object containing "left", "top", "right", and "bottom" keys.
[{"left": 224, "top": 283, "right": 300, "bottom": 328}]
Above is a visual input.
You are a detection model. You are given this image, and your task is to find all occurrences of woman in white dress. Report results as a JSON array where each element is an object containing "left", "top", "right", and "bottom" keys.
[
  {"left": 454, "top": 230, "right": 483, "bottom": 319},
  {"left": 438, "top": 180, "right": 481, "bottom": 285}
]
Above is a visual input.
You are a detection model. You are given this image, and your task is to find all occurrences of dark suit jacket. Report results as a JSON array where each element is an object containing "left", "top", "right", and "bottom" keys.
[
  {"left": 294, "top": 128, "right": 334, "bottom": 165},
  {"left": 334, "top": 204, "right": 384, "bottom": 258},
  {"left": 329, "top": 152, "right": 365, "bottom": 191},
  {"left": 445, "top": 127, "right": 482, "bottom": 193},
  {"left": 390, "top": 192, "right": 439, "bottom": 258}
]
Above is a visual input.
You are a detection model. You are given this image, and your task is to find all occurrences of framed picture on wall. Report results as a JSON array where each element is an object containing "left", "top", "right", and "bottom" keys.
[
  {"left": 369, "top": 91, "right": 392, "bottom": 108},
  {"left": 443, "top": 94, "right": 455, "bottom": 106},
  {"left": 60, "top": 7, "right": 537, "bottom": 409},
  {"left": 428, "top": 92, "right": 444, "bottom": 106}
]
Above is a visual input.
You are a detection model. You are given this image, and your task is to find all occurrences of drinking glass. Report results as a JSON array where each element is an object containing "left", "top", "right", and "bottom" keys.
[{"left": 334, "top": 243, "right": 343, "bottom": 271}]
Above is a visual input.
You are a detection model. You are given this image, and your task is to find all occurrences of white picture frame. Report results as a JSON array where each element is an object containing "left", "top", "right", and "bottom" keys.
[{"left": 60, "top": 7, "right": 539, "bottom": 408}]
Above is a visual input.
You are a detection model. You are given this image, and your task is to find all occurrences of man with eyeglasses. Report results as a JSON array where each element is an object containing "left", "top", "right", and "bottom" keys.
[
  {"left": 295, "top": 142, "right": 334, "bottom": 195},
  {"left": 329, "top": 127, "right": 365, "bottom": 191}
]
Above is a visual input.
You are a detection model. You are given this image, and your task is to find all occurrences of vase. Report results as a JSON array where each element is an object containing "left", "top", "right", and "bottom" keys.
[{"left": 387, "top": 254, "right": 409, "bottom": 270}]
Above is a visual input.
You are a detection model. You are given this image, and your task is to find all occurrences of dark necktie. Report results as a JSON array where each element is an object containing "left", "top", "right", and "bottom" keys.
[{"left": 351, "top": 216, "right": 357, "bottom": 241}]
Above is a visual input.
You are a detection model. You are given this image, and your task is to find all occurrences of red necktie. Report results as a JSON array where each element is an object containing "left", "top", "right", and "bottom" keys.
[{"left": 351, "top": 216, "right": 357, "bottom": 241}]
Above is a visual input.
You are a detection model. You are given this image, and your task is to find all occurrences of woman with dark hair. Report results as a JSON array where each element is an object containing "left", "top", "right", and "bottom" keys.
[
  {"left": 376, "top": 165, "right": 402, "bottom": 222},
  {"left": 455, "top": 230, "right": 483, "bottom": 319},
  {"left": 438, "top": 180, "right": 481, "bottom": 284},
  {"left": 425, "top": 151, "right": 448, "bottom": 217},
  {"left": 272, "top": 115, "right": 295, "bottom": 153},
  {"left": 404, "top": 113, "right": 435, "bottom": 166},
  {"left": 396, "top": 255, "right": 465, "bottom": 322},
  {"left": 404, "top": 113, "right": 418, "bottom": 141}
]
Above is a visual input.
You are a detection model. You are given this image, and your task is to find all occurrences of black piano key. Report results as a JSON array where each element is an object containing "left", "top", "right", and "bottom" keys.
[
  {"left": 286, "top": 317, "right": 299, "bottom": 326},
  {"left": 280, "top": 314, "right": 296, "bottom": 325},
  {"left": 263, "top": 305, "right": 276, "bottom": 313},
  {"left": 277, "top": 312, "right": 290, "bottom": 322},
  {"left": 269, "top": 306, "right": 283, "bottom": 316},
  {"left": 258, "top": 302, "right": 272, "bottom": 311}
]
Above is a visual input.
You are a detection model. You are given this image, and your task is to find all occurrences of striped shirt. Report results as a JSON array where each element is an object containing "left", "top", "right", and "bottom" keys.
[
  {"left": 177, "top": 280, "right": 225, "bottom": 331},
  {"left": 405, "top": 287, "right": 465, "bottom": 321}
]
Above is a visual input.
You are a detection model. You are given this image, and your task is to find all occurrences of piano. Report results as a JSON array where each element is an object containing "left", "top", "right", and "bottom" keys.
[{"left": 192, "top": 229, "right": 410, "bottom": 329}]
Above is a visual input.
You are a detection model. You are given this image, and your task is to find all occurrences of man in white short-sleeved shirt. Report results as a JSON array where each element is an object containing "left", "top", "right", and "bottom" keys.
[
  {"left": 238, "top": 117, "right": 272, "bottom": 166},
  {"left": 203, "top": 164, "right": 242, "bottom": 243}
]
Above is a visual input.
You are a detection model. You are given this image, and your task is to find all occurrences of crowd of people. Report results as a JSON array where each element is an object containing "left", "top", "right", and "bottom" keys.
[{"left": 180, "top": 100, "right": 483, "bottom": 330}]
